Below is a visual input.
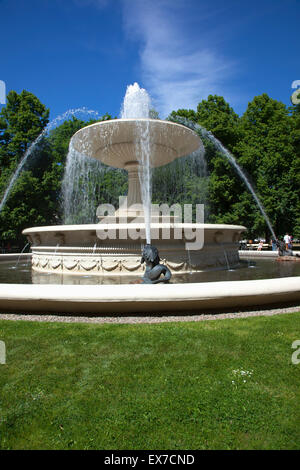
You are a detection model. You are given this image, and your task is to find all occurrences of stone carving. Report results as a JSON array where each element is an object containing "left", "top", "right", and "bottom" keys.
[
  {"left": 40, "top": 257, "right": 49, "bottom": 268},
  {"left": 232, "top": 232, "right": 241, "bottom": 243},
  {"left": 101, "top": 260, "right": 120, "bottom": 272},
  {"left": 64, "top": 259, "right": 79, "bottom": 270},
  {"left": 54, "top": 233, "right": 66, "bottom": 245},
  {"left": 122, "top": 261, "right": 142, "bottom": 272},
  {"left": 166, "top": 260, "right": 185, "bottom": 271},
  {"left": 49, "top": 258, "right": 61, "bottom": 270},
  {"left": 33, "top": 234, "right": 41, "bottom": 246},
  {"left": 214, "top": 231, "right": 224, "bottom": 244},
  {"left": 80, "top": 259, "right": 98, "bottom": 271}
]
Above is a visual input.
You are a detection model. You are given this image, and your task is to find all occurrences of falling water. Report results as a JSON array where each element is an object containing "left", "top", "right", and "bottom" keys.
[
  {"left": 152, "top": 144, "right": 209, "bottom": 219},
  {"left": 0, "top": 107, "right": 100, "bottom": 213},
  {"left": 136, "top": 120, "right": 152, "bottom": 244},
  {"left": 170, "top": 115, "right": 277, "bottom": 240},
  {"left": 121, "top": 83, "right": 153, "bottom": 243},
  {"left": 186, "top": 248, "right": 193, "bottom": 275},
  {"left": 15, "top": 242, "right": 30, "bottom": 268},
  {"left": 62, "top": 146, "right": 105, "bottom": 224}
]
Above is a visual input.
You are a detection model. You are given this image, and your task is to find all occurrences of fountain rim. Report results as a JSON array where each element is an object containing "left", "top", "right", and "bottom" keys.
[
  {"left": 22, "top": 223, "right": 247, "bottom": 234},
  {"left": 71, "top": 117, "right": 202, "bottom": 133},
  {"left": 0, "top": 275, "right": 299, "bottom": 314},
  {"left": 70, "top": 117, "right": 203, "bottom": 146}
]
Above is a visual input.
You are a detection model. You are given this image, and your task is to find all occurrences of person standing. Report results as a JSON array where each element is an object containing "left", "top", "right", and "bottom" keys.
[
  {"left": 271, "top": 238, "right": 277, "bottom": 251},
  {"left": 284, "top": 233, "right": 291, "bottom": 251}
]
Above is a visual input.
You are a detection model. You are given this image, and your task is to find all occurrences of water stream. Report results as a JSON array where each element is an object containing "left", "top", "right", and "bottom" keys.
[
  {"left": 14, "top": 242, "right": 30, "bottom": 268},
  {"left": 121, "top": 83, "right": 153, "bottom": 244}
]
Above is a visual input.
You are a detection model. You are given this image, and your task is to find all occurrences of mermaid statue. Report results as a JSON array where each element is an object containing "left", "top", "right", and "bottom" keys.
[{"left": 141, "top": 244, "right": 172, "bottom": 284}]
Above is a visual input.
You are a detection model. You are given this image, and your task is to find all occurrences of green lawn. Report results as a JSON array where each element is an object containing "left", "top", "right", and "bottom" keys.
[{"left": 0, "top": 313, "right": 299, "bottom": 450}]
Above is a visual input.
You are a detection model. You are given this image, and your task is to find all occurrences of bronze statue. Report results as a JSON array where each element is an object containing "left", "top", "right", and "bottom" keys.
[{"left": 141, "top": 244, "right": 172, "bottom": 284}]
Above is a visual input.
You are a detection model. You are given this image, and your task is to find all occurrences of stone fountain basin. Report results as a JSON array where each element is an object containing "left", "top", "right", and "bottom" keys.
[
  {"left": 70, "top": 118, "right": 203, "bottom": 168},
  {"left": 0, "top": 277, "right": 299, "bottom": 314},
  {"left": 23, "top": 223, "right": 246, "bottom": 275}
]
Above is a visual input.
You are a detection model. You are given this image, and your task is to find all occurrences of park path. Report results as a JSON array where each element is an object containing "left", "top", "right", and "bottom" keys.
[{"left": 0, "top": 305, "right": 299, "bottom": 324}]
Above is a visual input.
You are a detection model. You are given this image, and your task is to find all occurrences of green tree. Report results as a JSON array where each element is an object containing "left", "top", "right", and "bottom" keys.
[
  {"left": 0, "top": 90, "right": 50, "bottom": 246},
  {"left": 169, "top": 93, "right": 299, "bottom": 240},
  {"left": 191, "top": 95, "right": 244, "bottom": 228},
  {"left": 289, "top": 100, "right": 300, "bottom": 238},
  {"left": 0, "top": 90, "right": 114, "bottom": 245},
  {"left": 0, "top": 90, "right": 49, "bottom": 172},
  {"left": 236, "top": 94, "right": 297, "bottom": 238},
  {"left": 196, "top": 95, "right": 240, "bottom": 150}
]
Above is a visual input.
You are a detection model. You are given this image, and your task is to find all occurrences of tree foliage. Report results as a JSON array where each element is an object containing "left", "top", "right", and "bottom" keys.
[{"left": 171, "top": 93, "right": 300, "bottom": 239}]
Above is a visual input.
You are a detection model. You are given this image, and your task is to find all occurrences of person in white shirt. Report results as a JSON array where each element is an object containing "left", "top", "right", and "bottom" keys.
[{"left": 284, "top": 233, "right": 291, "bottom": 250}]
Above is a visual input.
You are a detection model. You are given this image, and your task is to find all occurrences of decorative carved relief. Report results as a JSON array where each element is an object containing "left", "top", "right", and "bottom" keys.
[
  {"left": 40, "top": 257, "right": 49, "bottom": 268},
  {"left": 31, "top": 245, "right": 242, "bottom": 274},
  {"left": 166, "top": 261, "right": 185, "bottom": 271},
  {"left": 33, "top": 234, "right": 41, "bottom": 246},
  {"left": 32, "top": 255, "right": 39, "bottom": 268},
  {"left": 54, "top": 233, "right": 66, "bottom": 245},
  {"left": 64, "top": 259, "right": 79, "bottom": 270},
  {"left": 102, "top": 260, "right": 120, "bottom": 272},
  {"left": 80, "top": 259, "right": 98, "bottom": 271},
  {"left": 214, "top": 231, "right": 224, "bottom": 244},
  {"left": 50, "top": 258, "right": 62, "bottom": 270},
  {"left": 122, "top": 261, "right": 142, "bottom": 272},
  {"left": 232, "top": 232, "right": 241, "bottom": 243}
]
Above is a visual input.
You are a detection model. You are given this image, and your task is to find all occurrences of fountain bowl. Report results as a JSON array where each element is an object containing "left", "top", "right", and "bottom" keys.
[{"left": 71, "top": 118, "right": 203, "bottom": 168}]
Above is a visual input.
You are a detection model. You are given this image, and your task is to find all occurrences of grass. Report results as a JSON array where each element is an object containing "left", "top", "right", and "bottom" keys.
[{"left": 0, "top": 313, "right": 300, "bottom": 450}]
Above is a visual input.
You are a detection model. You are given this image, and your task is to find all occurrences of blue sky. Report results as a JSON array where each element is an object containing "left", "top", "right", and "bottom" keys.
[{"left": 0, "top": 0, "right": 299, "bottom": 121}]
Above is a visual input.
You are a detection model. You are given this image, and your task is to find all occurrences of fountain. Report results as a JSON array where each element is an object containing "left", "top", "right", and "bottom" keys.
[
  {"left": 22, "top": 84, "right": 246, "bottom": 278},
  {"left": 1, "top": 83, "right": 299, "bottom": 314}
]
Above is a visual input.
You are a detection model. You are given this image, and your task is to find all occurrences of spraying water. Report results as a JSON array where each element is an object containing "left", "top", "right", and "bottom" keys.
[
  {"left": 121, "top": 82, "right": 152, "bottom": 119},
  {"left": 169, "top": 115, "right": 277, "bottom": 240},
  {"left": 0, "top": 107, "right": 100, "bottom": 213},
  {"left": 121, "top": 83, "right": 153, "bottom": 243}
]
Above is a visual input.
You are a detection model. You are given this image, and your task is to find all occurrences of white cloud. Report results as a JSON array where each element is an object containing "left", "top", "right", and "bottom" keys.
[{"left": 121, "top": 0, "right": 236, "bottom": 117}]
